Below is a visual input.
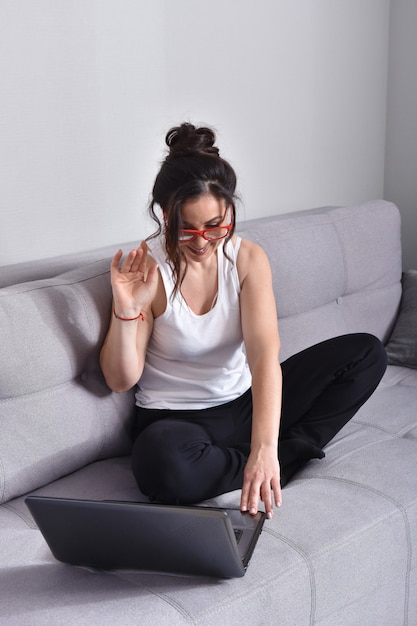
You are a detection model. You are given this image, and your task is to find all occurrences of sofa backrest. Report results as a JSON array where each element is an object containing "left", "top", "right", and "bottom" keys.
[
  {"left": 0, "top": 200, "right": 402, "bottom": 502},
  {"left": 238, "top": 200, "right": 402, "bottom": 361},
  {"left": 0, "top": 261, "right": 135, "bottom": 503}
]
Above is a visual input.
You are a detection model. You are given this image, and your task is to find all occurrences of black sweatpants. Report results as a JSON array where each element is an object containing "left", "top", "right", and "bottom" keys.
[{"left": 131, "top": 333, "right": 387, "bottom": 505}]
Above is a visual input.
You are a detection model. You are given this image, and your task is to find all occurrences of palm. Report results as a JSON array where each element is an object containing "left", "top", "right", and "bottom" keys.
[{"left": 110, "top": 242, "right": 158, "bottom": 314}]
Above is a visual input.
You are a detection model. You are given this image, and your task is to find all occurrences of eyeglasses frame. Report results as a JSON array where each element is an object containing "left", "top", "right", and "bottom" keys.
[{"left": 178, "top": 208, "right": 233, "bottom": 244}]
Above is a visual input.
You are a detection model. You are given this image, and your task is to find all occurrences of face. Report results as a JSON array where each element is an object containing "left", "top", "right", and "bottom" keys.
[{"left": 178, "top": 194, "right": 231, "bottom": 261}]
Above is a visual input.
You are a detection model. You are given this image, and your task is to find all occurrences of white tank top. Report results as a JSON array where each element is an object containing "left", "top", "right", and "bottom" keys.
[{"left": 135, "top": 236, "right": 252, "bottom": 409}]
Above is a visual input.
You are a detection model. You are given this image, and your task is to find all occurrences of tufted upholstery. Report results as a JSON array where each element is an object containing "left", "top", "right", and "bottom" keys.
[{"left": 0, "top": 200, "right": 416, "bottom": 626}]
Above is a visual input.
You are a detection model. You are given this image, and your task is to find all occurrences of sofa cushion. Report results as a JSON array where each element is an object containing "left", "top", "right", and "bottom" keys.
[
  {"left": 0, "top": 200, "right": 416, "bottom": 625},
  {"left": 386, "top": 270, "right": 417, "bottom": 369},
  {"left": 0, "top": 200, "right": 403, "bottom": 500},
  {"left": 0, "top": 261, "right": 135, "bottom": 503},
  {"left": 239, "top": 200, "right": 402, "bottom": 361}
]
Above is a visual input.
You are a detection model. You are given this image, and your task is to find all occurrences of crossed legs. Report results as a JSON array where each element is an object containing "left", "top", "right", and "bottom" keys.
[{"left": 131, "top": 334, "right": 387, "bottom": 504}]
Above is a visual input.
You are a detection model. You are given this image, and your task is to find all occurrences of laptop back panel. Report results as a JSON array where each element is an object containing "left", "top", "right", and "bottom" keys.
[{"left": 26, "top": 497, "right": 265, "bottom": 578}]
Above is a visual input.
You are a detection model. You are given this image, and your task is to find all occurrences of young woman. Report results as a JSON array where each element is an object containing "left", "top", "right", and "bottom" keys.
[{"left": 100, "top": 123, "right": 387, "bottom": 519}]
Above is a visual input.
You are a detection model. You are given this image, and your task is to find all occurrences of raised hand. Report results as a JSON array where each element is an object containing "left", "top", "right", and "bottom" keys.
[{"left": 110, "top": 241, "right": 159, "bottom": 318}]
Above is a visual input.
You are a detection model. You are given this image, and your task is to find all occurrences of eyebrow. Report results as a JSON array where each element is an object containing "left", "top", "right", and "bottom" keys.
[{"left": 182, "top": 214, "right": 224, "bottom": 228}]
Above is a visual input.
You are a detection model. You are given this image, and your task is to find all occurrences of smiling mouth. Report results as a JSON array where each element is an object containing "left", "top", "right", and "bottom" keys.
[{"left": 187, "top": 244, "right": 210, "bottom": 255}]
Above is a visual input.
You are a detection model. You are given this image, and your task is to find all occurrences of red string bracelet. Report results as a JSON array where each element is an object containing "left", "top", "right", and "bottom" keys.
[{"left": 113, "top": 309, "right": 147, "bottom": 322}]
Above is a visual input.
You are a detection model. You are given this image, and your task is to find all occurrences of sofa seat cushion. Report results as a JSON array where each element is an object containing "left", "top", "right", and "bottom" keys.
[
  {"left": 2, "top": 436, "right": 415, "bottom": 624},
  {"left": 0, "top": 456, "right": 142, "bottom": 530},
  {"left": 1, "top": 365, "right": 416, "bottom": 625}
]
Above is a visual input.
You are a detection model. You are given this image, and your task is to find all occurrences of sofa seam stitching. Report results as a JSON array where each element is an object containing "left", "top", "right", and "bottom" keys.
[
  {"left": 329, "top": 218, "right": 349, "bottom": 295},
  {"left": 0, "top": 269, "right": 110, "bottom": 298},
  {"left": 0, "top": 380, "right": 82, "bottom": 404},
  {"left": 351, "top": 418, "right": 416, "bottom": 438},
  {"left": 0, "top": 457, "right": 5, "bottom": 501},
  {"left": 277, "top": 282, "right": 398, "bottom": 323},
  {"left": 1, "top": 501, "right": 37, "bottom": 528},
  {"left": 121, "top": 581, "right": 195, "bottom": 624},
  {"left": 189, "top": 557, "right": 312, "bottom": 625},
  {"left": 309, "top": 475, "right": 411, "bottom": 625},
  {"left": 263, "top": 528, "right": 316, "bottom": 625}
]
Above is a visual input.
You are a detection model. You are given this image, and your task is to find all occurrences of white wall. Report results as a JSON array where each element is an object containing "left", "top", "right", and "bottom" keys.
[
  {"left": 0, "top": 0, "right": 391, "bottom": 267},
  {"left": 0, "top": 1, "right": 166, "bottom": 264},
  {"left": 384, "top": 0, "right": 417, "bottom": 270}
]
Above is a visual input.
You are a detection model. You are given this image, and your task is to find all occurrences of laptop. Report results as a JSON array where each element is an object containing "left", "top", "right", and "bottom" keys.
[{"left": 25, "top": 496, "right": 265, "bottom": 578}]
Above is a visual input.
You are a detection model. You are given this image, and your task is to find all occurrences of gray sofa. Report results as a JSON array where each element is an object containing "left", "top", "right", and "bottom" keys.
[{"left": 0, "top": 200, "right": 416, "bottom": 625}]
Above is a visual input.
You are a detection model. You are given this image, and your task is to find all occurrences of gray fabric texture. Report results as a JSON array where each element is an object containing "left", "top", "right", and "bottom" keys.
[
  {"left": 0, "top": 260, "right": 135, "bottom": 503},
  {"left": 386, "top": 270, "right": 417, "bottom": 368},
  {"left": 0, "top": 200, "right": 416, "bottom": 626}
]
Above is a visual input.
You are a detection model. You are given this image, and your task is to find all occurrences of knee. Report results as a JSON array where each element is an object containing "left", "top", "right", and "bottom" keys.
[
  {"left": 332, "top": 333, "right": 387, "bottom": 387},
  {"left": 131, "top": 420, "right": 208, "bottom": 504},
  {"left": 132, "top": 421, "right": 180, "bottom": 501},
  {"left": 360, "top": 333, "right": 387, "bottom": 377}
]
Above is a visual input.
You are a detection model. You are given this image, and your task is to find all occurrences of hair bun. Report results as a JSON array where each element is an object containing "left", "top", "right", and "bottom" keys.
[{"left": 165, "top": 123, "right": 220, "bottom": 157}]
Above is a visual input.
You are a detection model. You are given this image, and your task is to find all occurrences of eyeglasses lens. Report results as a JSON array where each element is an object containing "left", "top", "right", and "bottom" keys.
[{"left": 178, "top": 227, "right": 229, "bottom": 242}]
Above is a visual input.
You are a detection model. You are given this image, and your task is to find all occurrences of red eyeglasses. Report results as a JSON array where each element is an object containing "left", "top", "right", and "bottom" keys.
[{"left": 178, "top": 210, "right": 233, "bottom": 244}]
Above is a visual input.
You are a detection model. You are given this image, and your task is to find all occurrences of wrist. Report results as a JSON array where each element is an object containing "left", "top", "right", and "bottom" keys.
[
  {"left": 113, "top": 308, "right": 147, "bottom": 322},
  {"left": 250, "top": 441, "right": 278, "bottom": 454}
]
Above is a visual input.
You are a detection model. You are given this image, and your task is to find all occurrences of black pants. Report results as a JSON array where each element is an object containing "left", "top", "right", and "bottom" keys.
[{"left": 131, "top": 333, "right": 387, "bottom": 505}]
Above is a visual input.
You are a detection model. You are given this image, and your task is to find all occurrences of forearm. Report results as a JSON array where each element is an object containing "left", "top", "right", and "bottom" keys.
[
  {"left": 241, "top": 355, "right": 283, "bottom": 516},
  {"left": 99, "top": 314, "right": 149, "bottom": 393},
  {"left": 250, "top": 356, "right": 282, "bottom": 451}
]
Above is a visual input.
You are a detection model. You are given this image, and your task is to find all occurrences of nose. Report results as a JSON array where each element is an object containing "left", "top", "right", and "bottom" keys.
[{"left": 192, "top": 234, "right": 208, "bottom": 247}]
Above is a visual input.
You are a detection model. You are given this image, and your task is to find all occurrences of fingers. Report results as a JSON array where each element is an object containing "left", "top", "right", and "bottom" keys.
[
  {"left": 111, "top": 249, "right": 123, "bottom": 271},
  {"left": 131, "top": 241, "right": 152, "bottom": 273},
  {"left": 111, "top": 244, "right": 148, "bottom": 275},
  {"left": 121, "top": 248, "right": 144, "bottom": 273},
  {"left": 240, "top": 476, "right": 282, "bottom": 520},
  {"left": 240, "top": 482, "right": 251, "bottom": 514},
  {"left": 146, "top": 260, "right": 159, "bottom": 285},
  {"left": 273, "top": 477, "right": 283, "bottom": 509},
  {"left": 264, "top": 478, "right": 282, "bottom": 518},
  {"left": 240, "top": 476, "right": 264, "bottom": 517},
  {"left": 261, "top": 482, "right": 274, "bottom": 519}
]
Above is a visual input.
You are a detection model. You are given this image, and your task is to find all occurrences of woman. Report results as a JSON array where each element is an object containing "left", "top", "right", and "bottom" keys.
[{"left": 100, "top": 123, "right": 387, "bottom": 520}]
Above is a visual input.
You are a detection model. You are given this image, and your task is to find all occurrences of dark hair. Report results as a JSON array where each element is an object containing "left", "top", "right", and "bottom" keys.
[{"left": 147, "top": 123, "right": 238, "bottom": 295}]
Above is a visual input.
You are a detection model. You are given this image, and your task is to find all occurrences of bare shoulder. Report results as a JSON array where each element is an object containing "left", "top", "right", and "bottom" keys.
[{"left": 236, "top": 237, "right": 272, "bottom": 286}]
